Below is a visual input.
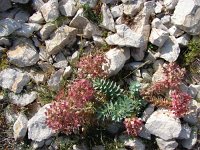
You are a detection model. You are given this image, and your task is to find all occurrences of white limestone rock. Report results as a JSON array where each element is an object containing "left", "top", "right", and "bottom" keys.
[
  {"left": 155, "top": 1, "right": 163, "bottom": 14},
  {"left": 152, "top": 18, "right": 168, "bottom": 31},
  {"left": 141, "top": 104, "right": 155, "bottom": 122},
  {"left": 159, "top": 36, "right": 180, "bottom": 62},
  {"left": 149, "top": 28, "right": 169, "bottom": 47},
  {"left": 39, "top": 23, "right": 57, "bottom": 41},
  {"left": 111, "top": 4, "right": 123, "bottom": 18},
  {"left": 13, "top": 114, "right": 28, "bottom": 140},
  {"left": 29, "top": 11, "right": 44, "bottom": 24},
  {"left": 45, "top": 25, "right": 78, "bottom": 55},
  {"left": 156, "top": 138, "right": 178, "bottom": 150},
  {"left": 123, "top": 0, "right": 144, "bottom": 16},
  {"left": 100, "top": 3, "right": 115, "bottom": 32},
  {"left": 27, "top": 104, "right": 54, "bottom": 142},
  {"left": 163, "top": 0, "right": 178, "bottom": 10},
  {"left": 145, "top": 109, "right": 182, "bottom": 140},
  {"left": 40, "top": 0, "right": 59, "bottom": 22},
  {"left": 171, "top": 0, "right": 200, "bottom": 35},
  {"left": 176, "top": 34, "right": 190, "bottom": 46},
  {"left": 106, "top": 24, "right": 145, "bottom": 48},
  {"left": 0, "top": 68, "right": 30, "bottom": 93},
  {"left": 47, "top": 69, "right": 64, "bottom": 90},
  {"left": 59, "top": 0, "right": 78, "bottom": 17},
  {"left": 168, "top": 26, "right": 184, "bottom": 37},
  {"left": 7, "top": 38, "right": 39, "bottom": 67}
]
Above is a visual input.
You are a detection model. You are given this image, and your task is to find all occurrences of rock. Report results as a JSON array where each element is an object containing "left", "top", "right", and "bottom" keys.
[
  {"left": 47, "top": 69, "right": 64, "bottom": 90},
  {"left": 153, "top": 59, "right": 164, "bottom": 71},
  {"left": 149, "top": 28, "right": 169, "bottom": 47},
  {"left": 131, "top": 48, "right": 145, "bottom": 61},
  {"left": 163, "top": 0, "right": 178, "bottom": 10},
  {"left": 155, "top": 1, "right": 163, "bottom": 14},
  {"left": 176, "top": 34, "right": 190, "bottom": 46},
  {"left": 171, "top": 0, "right": 200, "bottom": 35},
  {"left": 0, "top": 0, "right": 11, "bottom": 12},
  {"left": 188, "top": 84, "right": 200, "bottom": 98},
  {"left": 161, "top": 15, "right": 171, "bottom": 25},
  {"left": 183, "top": 100, "right": 199, "bottom": 125},
  {"left": 123, "top": 0, "right": 144, "bottom": 16},
  {"left": 159, "top": 36, "right": 180, "bottom": 62},
  {"left": 139, "top": 126, "right": 151, "bottom": 140},
  {"left": 0, "top": 18, "right": 21, "bottom": 37},
  {"left": 0, "top": 37, "right": 11, "bottom": 46},
  {"left": 181, "top": 127, "right": 198, "bottom": 149},
  {"left": 104, "top": 48, "right": 129, "bottom": 76},
  {"left": 63, "top": 66, "right": 72, "bottom": 78},
  {"left": 100, "top": 3, "right": 115, "bottom": 32},
  {"left": 105, "top": 24, "right": 145, "bottom": 48},
  {"left": 92, "top": 145, "right": 105, "bottom": 150},
  {"left": 178, "top": 123, "right": 192, "bottom": 139},
  {"left": 152, "top": 65, "right": 165, "bottom": 83},
  {"left": 13, "top": 114, "right": 28, "bottom": 140},
  {"left": 124, "top": 138, "right": 145, "bottom": 150},
  {"left": 45, "top": 25, "right": 77, "bottom": 55},
  {"left": 11, "top": 0, "right": 29, "bottom": 3},
  {"left": 14, "top": 23, "right": 42, "bottom": 38},
  {"left": 14, "top": 10, "right": 30, "bottom": 23},
  {"left": 93, "top": 36, "right": 106, "bottom": 46},
  {"left": 39, "top": 23, "right": 57, "bottom": 41},
  {"left": 30, "top": 73, "right": 45, "bottom": 84},
  {"left": 141, "top": 104, "right": 154, "bottom": 122},
  {"left": 32, "top": 140, "right": 45, "bottom": 149},
  {"left": 29, "top": 11, "right": 44, "bottom": 24},
  {"left": 73, "top": 143, "right": 88, "bottom": 150},
  {"left": 9, "top": 91, "right": 37, "bottom": 107},
  {"left": 40, "top": 0, "right": 59, "bottom": 22},
  {"left": 0, "top": 68, "right": 30, "bottom": 93},
  {"left": 32, "top": 0, "right": 44, "bottom": 11},
  {"left": 152, "top": 18, "right": 168, "bottom": 31},
  {"left": 141, "top": 69, "right": 152, "bottom": 82},
  {"left": 125, "top": 62, "right": 143, "bottom": 70},
  {"left": 145, "top": 109, "right": 182, "bottom": 140},
  {"left": 7, "top": 38, "right": 39, "bottom": 67},
  {"left": 78, "top": 0, "right": 98, "bottom": 8},
  {"left": 5, "top": 106, "right": 19, "bottom": 124},
  {"left": 168, "top": 26, "right": 184, "bottom": 37},
  {"left": 59, "top": 0, "right": 78, "bottom": 17},
  {"left": 83, "top": 22, "right": 101, "bottom": 39},
  {"left": 156, "top": 138, "right": 178, "bottom": 150},
  {"left": 111, "top": 4, "right": 123, "bottom": 18},
  {"left": 27, "top": 104, "right": 54, "bottom": 142}
]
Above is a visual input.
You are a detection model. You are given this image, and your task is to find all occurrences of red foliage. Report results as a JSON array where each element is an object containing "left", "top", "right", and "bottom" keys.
[
  {"left": 45, "top": 101, "right": 91, "bottom": 134},
  {"left": 77, "top": 54, "right": 108, "bottom": 78},
  {"left": 170, "top": 89, "right": 191, "bottom": 117},
  {"left": 68, "top": 79, "right": 95, "bottom": 108},
  {"left": 124, "top": 117, "right": 143, "bottom": 136}
]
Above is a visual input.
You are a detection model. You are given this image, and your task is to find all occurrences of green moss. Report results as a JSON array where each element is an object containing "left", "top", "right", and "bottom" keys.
[
  {"left": 184, "top": 38, "right": 200, "bottom": 65},
  {"left": 0, "top": 51, "right": 9, "bottom": 71}
]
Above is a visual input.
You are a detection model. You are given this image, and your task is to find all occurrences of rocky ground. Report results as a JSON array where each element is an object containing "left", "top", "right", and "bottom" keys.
[{"left": 0, "top": 0, "right": 200, "bottom": 150}]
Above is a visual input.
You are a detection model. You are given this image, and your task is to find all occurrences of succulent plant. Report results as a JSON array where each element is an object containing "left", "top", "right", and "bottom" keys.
[{"left": 124, "top": 117, "right": 143, "bottom": 136}]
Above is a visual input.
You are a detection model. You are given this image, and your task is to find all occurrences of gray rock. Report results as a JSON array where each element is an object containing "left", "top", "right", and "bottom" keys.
[
  {"left": 152, "top": 18, "right": 168, "bottom": 31},
  {"left": 156, "top": 138, "right": 178, "bottom": 150},
  {"left": 45, "top": 25, "right": 77, "bottom": 55},
  {"left": 163, "top": 0, "right": 178, "bottom": 10},
  {"left": 59, "top": 0, "right": 78, "bottom": 17},
  {"left": 40, "top": 0, "right": 59, "bottom": 22},
  {"left": 0, "top": 37, "right": 11, "bottom": 46},
  {"left": 14, "top": 23, "right": 42, "bottom": 38},
  {"left": 124, "top": 138, "right": 145, "bottom": 150},
  {"left": 0, "top": 0, "right": 12, "bottom": 12},
  {"left": 32, "top": 0, "right": 44, "bottom": 11},
  {"left": 78, "top": 0, "right": 98, "bottom": 8},
  {"left": 111, "top": 4, "right": 123, "bottom": 18},
  {"left": 29, "top": 11, "right": 45, "bottom": 24},
  {"left": 47, "top": 69, "right": 64, "bottom": 90},
  {"left": 139, "top": 126, "right": 151, "bottom": 140},
  {"left": 168, "top": 26, "right": 184, "bottom": 37},
  {"left": 149, "top": 28, "right": 169, "bottom": 47},
  {"left": 83, "top": 22, "right": 101, "bottom": 39},
  {"left": 141, "top": 104, "right": 155, "bottom": 122},
  {"left": 100, "top": 3, "right": 115, "bottom": 32},
  {"left": 152, "top": 66, "right": 165, "bottom": 83},
  {"left": 32, "top": 140, "right": 45, "bottom": 149},
  {"left": 14, "top": 10, "right": 30, "bottom": 23},
  {"left": 153, "top": 59, "right": 164, "bottom": 71},
  {"left": 123, "top": 0, "right": 144, "bottom": 16},
  {"left": 0, "top": 68, "right": 30, "bottom": 93},
  {"left": 104, "top": 48, "right": 129, "bottom": 76},
  {"left": 63, "top": 66, "right": 72, "bottom": 78},
  {"left": 7, "top": 38, "right": 39, "bottom": 67},
  {"left": 188, "top": 84, "right": 200, "bottom": 98},
  {"left": 11, "top": 0, "right": 29, "bottom": 3},
  {"left": 0, "top": 18, "right": 21, "bottom": 37},
  {"left": 171, "top": 0, "right": 200, "bottom": 35},
  {"left": 183, "top": 100, "right": 199, "bottom": 125},
  {"left": 176, "top": 34, "right": 190, "bottom": 46},
  {"left": 155, "top": 1, "right": 163, "bottom": 14},
  {"left": 105, "top": 24, "right": 145, "bottom": 48},
  {"left": 27, "top": 104, "right": 54, "bottom": 142},
  {"left": 161, "top": 15, "right": 171, "bottom": 25},
  {"left": 93, "top": 36, "right": 106, "bottom": 46},
  {"left": 178, "top": 123, "right": 192, "bottom": 139},
  {"left": 13, "top": 114, "right": 28, "bottom": 140},
  {"left": 39, "top": 23, "right": 57, "bottom": 41},
  {"left": 125, "top": 62, "right": 143, "bottom": 70},
  {"left": 145, "top": 109, "right": 182, "bottom": 140},
  {"left": 181, "top": 127, "right": 198, "bottom": 149},
  {"left": 141, "top": 69, "right": 152, "bottom": 82},
  {"left": 9, "top": 91, "right": 37, "bottom": 106},
  {"left": 159, "top": 36, "right": 180, "bottom": 62}
]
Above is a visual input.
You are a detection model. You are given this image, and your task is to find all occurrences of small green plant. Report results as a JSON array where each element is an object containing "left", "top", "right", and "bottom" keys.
[
  {"left": 82, "top": 3, "right": 102, "bottom": 25},
  {"left": 184, "top": 38, "right": 200, "bottom": 65},
  {"left": 0, "top": 50, "right": 9, "bottom": 71}
]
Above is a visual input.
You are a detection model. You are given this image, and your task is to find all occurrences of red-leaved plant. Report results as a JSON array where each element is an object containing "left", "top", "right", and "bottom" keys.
[
  {"left": 124, "top": 117, "right": 143, "bottom": 136},
  {"left": 77, "top": 54, "right": 108, "bottom": 78}
]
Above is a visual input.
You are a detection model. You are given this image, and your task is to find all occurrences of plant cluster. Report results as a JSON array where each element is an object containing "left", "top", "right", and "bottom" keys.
[{"left": 141, "top": 63, "right": 191, "bottom": 117}]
